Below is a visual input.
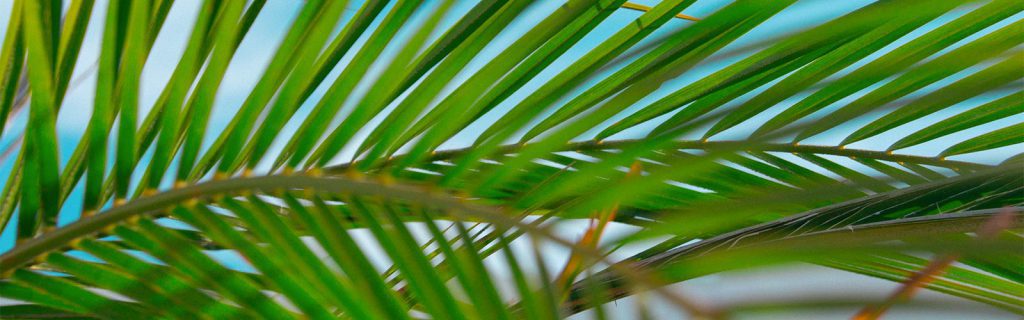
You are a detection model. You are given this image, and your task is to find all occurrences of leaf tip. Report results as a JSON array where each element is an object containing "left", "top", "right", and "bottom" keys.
[
  {"left": 100, "top": 224, "right": 118, "bottom": 236},
  {"left": 67, "top": 237, "right": 82, "bottom": 250},
  {"left": 125, "top": 214, "right": 141, "bottom": 226},
  {"left": 34, "top": 252, "right": 51, "bottom": 265}
]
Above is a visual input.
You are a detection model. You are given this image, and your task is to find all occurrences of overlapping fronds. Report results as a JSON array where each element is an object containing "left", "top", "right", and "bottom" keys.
[{"left": 1, "top": 0, "right": 1021, "bottom": 318}]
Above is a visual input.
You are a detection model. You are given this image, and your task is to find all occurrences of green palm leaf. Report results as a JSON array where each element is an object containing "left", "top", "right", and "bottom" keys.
[{"left": 1, "top": 1, "right": 1021, "bottom": 318}]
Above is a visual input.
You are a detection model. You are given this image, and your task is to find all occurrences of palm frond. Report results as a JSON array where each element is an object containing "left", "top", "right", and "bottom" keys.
[{"left": 1, "top": 0, "right": 1022, "bottom": 318}]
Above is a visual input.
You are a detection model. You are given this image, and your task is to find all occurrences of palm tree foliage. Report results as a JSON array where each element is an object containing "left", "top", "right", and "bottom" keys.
[{"left": 0, "top": 0, "right": 1022, "bottom": 318}]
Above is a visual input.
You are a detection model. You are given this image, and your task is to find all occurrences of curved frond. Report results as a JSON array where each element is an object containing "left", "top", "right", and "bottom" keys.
[{"left": 1, "top": 0, "right": 1021, "bottom": 318}]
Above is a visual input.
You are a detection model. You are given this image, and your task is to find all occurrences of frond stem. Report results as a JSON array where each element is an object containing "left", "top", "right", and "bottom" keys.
[{"left": 327, "top": 139, "right": 988, "bottom": 173}]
